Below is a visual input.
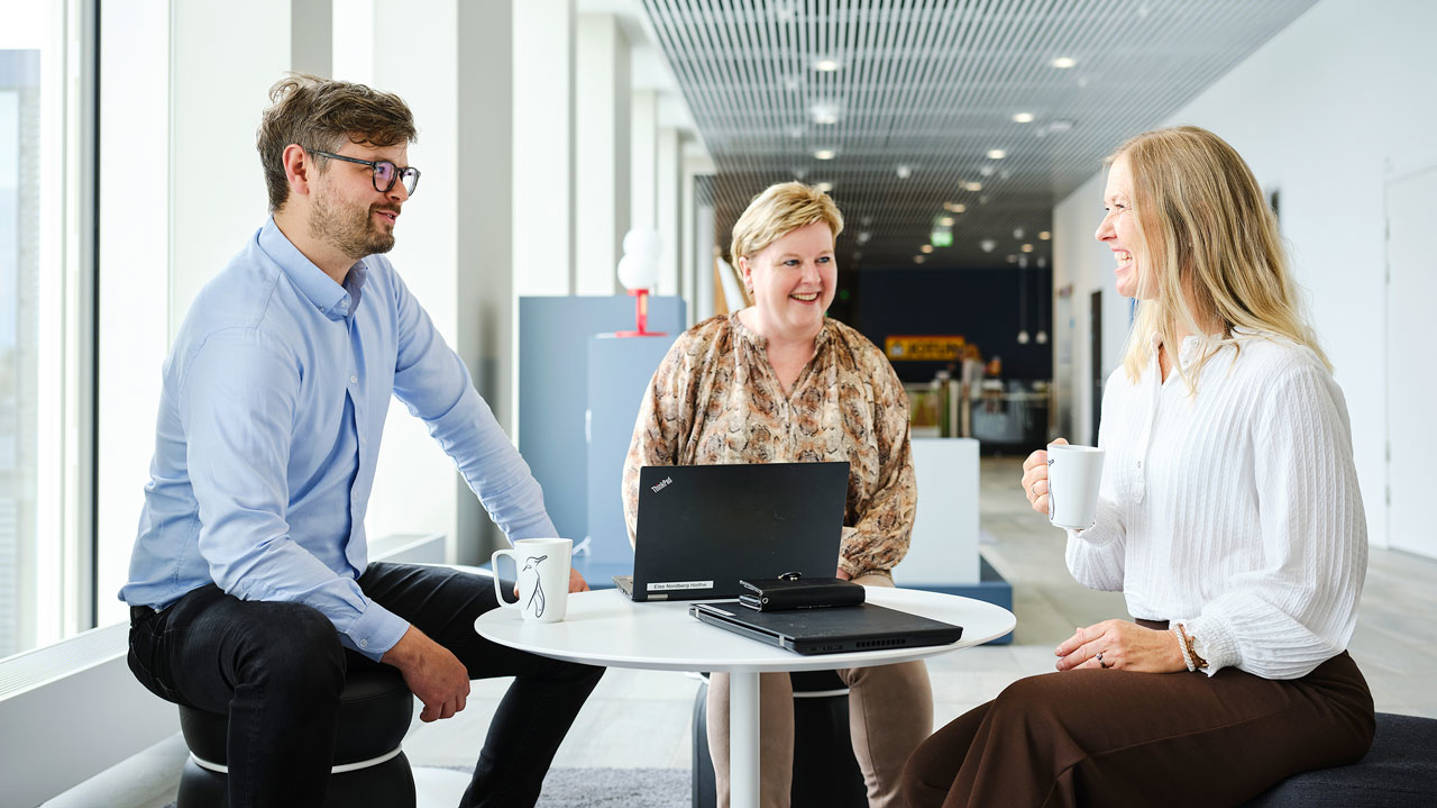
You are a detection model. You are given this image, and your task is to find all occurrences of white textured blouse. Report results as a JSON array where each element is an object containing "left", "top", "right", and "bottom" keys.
[{"left": 1069, "top": 329, "right": 1367, "bottom": 680}]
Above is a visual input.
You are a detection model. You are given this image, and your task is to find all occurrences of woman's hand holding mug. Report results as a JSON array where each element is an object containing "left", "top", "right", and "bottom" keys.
[{"left": 1021, "top": 438, "right": 1067, "bottom": 515}]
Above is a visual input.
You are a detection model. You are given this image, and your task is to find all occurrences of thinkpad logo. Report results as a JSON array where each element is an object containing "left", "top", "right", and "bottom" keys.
[{"left": 650, "top": 476, "right": 674, "bottom": 494}]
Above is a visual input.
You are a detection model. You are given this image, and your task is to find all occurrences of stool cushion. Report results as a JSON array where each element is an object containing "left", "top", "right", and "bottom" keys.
[
  {"left": 178, "top": 665, "right": 413, "bottom": 767},
  {"left": 1245, "top": 713, "right": 1437, "bottom": 807}
]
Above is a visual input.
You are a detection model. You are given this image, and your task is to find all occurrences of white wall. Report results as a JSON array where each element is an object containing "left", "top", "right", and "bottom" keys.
[{"left": 1052, "top": 0, "right": 1437, "bottom": 549}]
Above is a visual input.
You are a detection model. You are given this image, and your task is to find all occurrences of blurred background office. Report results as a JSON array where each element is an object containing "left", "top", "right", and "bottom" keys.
[{"left": 2, "top": 1, "right": 1434, "bottom": 806}]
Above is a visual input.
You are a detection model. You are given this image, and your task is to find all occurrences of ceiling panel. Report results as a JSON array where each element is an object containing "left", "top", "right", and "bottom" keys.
[{"left": 642, "top": 0, "right": 1317, "bottom": 269}]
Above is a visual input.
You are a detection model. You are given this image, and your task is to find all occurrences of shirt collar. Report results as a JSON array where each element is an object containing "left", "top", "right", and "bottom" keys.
[
  {"left": 258, "top": 217, "right": 367, "bottom": 321},
  {"left": 731, "top": 309, "right": 832, "bottom": 351}
]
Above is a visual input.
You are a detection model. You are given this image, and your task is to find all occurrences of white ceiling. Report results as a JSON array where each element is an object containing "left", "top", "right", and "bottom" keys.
[{"left": 641, "top": 0, "right": 1319, "bottom": 268}]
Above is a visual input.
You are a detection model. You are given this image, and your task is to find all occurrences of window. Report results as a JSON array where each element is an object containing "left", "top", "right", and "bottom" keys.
[{"left": 0, "top": 2, "right": 96, "bottom": 658}]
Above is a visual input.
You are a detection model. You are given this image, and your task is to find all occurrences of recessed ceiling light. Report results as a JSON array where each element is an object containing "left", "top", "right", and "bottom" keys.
[
  {"left": 1013, "top": 227, "right": 1025, "bottom": 239},
  {"left": 964, "top": 181, "right": 982, "bottom": 192},
  {"left": 788, "top": 125, "right": 804, "bottom": 139},
  {"left": 987, "top": 149, "right": 1007, "bottom": 160},
  {"left": 811, "top": 102, "right": 840, "bottom": 125},
  {"left": 896, "top": 164, "right": 913, "bottom": 179},
  {"left": 1051, "top": 56, "right": 1077, "bottom": 69},
  {"left": 814, "top": 57, "right": 841, "bottom": 72},
  {"left": 945, "top": 202, "right": 967, "bottom": 214},
  {"left": 1007, "top": 254, "right": 1019, "bottom": 263},
  {"left": 814, "top": 148, "right": 836, "bottom": 160},
  {"left": 980, "top": 239, "right": 997, "bottom": 253},
  {"left": 1038, "top": 231, "right": 1051, "bottom": 240},
  {"left": 939, "top": 216, "right": 955, "bottom": 227},
  {"left": 1048, "top": 119, "right": 1075, "bottom": 133},
  {"left": 816, "top": 181, "right": 834, "bottom": 193},
  {"left": 913, "top": 255, "right": 926, "bottom": 264},
  {"left": 921, "top": 244, "right": 934, "bottom": 254},
  {"left": 979, "top": 165, "right": 995, "bottom": 177},
  {"left": 1021, "top": 243, "right": 1034, "bottom": 253},
  {"left": 1012, "top": 112, "right": 1035, "bottom": 123},
  {"left": 856, "top": 231, "right": 871, "bottom": 244}
]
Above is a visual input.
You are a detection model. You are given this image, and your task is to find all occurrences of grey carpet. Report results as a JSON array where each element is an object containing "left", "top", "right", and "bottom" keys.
[{"left": 162, "top": 766, "right": 690, "bottom": 807}]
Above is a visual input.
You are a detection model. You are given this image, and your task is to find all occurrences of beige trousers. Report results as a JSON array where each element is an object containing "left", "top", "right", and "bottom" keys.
[{"left": 706, "top": 573, "right": 934, "bottom": 808}]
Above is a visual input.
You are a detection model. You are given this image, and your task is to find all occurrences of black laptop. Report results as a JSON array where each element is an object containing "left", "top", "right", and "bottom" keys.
[
  {"left": 613, "top": 462, "right": 850, "bottom": 602},
  {"left": 688, "top": 601, "right": 964, "bottom": 655}
]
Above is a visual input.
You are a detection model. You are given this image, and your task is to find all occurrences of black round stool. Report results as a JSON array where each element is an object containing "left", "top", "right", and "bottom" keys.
[{"left": 177, "top": 665, "right": 416, "bottom": 807}]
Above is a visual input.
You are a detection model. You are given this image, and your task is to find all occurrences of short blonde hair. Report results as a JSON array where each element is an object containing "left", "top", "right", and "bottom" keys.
[
  {"left": 729, "top": 182, "right": 844, "bottom": 262},
  {"left": 1111, "top": 126, "right": 1328, "bottom": 389}
]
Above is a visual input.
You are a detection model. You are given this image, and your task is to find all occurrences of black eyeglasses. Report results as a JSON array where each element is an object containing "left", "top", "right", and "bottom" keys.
[{"left": 312, "top": 150, "right": 421, "bottom": 196}]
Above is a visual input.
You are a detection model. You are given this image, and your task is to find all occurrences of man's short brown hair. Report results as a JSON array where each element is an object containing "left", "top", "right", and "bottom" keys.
[{"left": 257, "top": 73, "right": 417, "bottom": 212}]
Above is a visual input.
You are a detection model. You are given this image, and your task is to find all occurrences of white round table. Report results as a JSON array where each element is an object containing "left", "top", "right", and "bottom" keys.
[{"left": 475, "top": 586, "right": 1015, "bottom": 808}]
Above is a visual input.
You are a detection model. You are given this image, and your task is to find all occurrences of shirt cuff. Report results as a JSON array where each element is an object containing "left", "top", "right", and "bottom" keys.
[
  {"left": 1182, "top": 614, "right": 1241, "bottom": 676},
  {"left": 1064, "top": 499, "right": 1121, "bottom": 546},
  {"left": 343, "top": 600, "right": 410, "bottom": 662}
]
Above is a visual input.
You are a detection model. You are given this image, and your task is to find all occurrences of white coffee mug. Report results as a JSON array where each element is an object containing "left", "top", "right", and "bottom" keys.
[
  {"left": 492, "top": 538, "right": 572, "bottom": 623},
  {"left": 1046, "top": 444, "right": 1105, "bottom": 530}
]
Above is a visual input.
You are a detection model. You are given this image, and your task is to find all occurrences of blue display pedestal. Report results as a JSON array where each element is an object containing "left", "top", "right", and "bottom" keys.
[
  {"left": 585, "top": 334, "right": 674, "bottom": 572},
  {"left": 517, "top": 296, "right": 685, "bottom": 549}
]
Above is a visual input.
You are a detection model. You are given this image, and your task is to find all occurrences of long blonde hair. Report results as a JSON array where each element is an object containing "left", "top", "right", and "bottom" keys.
[{"left": 1112, "top": 126, "right": 1328, "bottom": 390}]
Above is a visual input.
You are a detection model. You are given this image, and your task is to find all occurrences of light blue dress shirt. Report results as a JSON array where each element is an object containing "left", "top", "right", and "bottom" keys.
[{"left": 120, "top": 218, "right": 557, "bottom": 661}]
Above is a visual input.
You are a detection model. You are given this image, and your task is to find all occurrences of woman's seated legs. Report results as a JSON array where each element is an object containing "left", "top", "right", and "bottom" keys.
[
  {"left": 839, "top": 572, "right": 934, "bottom": 808},
  {"left": 901, "top": 652, "right": 1372, "bottom": 808}
]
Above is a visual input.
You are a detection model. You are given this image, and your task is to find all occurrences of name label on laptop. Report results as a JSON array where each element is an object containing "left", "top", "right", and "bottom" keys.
[{"left": 647, "top": 580, "right": 714, "bottom": 592}]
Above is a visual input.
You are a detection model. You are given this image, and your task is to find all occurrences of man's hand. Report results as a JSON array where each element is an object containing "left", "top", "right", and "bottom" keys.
[
  {"left": 568, "top": 567, "right": 590, "bottom": 593},
  {"left": 381, "top": 625, "right": 471, "bottom": 722},
  {"left": 1054, "top": 619, "right": 1186, "bottom": 673}
]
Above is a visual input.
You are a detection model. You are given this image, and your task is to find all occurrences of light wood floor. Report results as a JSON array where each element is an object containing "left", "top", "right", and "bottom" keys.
[{"left": 403, "top": 455, "right": 1437, "bottom": 772}]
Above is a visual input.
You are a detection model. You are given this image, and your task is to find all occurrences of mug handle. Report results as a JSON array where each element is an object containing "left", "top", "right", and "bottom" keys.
[{"left": 491, "top": 549, "right": 521, "bottom": 608}]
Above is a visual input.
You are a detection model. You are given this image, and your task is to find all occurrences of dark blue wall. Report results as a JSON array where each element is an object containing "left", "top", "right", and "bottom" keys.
[{"left": 848, "top": 266, "right": 1053, "bottom": 383}]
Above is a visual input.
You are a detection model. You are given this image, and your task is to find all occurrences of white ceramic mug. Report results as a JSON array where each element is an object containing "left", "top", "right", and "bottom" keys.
[
  {"left": 1046, "top": 444, "right": 1105, "bottom": 530},
  {"left": 491, "top": 538, "right": 572, "bottom": 623}
]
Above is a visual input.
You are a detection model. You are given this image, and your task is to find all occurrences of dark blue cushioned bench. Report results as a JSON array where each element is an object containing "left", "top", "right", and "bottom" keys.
[{"left": 1245, "top": 713, "right": 1437, "bottom": 806}]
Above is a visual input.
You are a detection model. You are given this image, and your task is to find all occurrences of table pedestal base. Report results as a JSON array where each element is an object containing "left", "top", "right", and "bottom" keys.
[{"left": 730, "top": 671, "right": 760, "bottom": 808}]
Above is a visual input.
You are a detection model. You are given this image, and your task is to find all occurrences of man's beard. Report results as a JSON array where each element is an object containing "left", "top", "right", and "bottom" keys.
[{"left": 309, "top": 191, "right": 396, "bottom": 260}]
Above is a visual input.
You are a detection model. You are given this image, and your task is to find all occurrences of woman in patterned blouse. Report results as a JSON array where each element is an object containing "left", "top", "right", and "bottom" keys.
[{"left": 623, "top": 181, "right": 932, "bottom": 808}]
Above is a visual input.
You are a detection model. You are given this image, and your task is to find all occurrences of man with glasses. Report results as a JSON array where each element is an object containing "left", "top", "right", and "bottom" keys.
[{"left": 119, "top": 73, "right": 602, "bottom": 807}]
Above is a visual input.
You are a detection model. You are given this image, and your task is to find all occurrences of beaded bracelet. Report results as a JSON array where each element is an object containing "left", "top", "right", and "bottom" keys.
[{"left": 1172, "top": 624, "right": 1196, "bottom": 672}]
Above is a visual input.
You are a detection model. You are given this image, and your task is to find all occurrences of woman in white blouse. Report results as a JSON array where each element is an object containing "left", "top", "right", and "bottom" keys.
[{"left": 900, "top": 126, "right": 1375, "bottom": 808}]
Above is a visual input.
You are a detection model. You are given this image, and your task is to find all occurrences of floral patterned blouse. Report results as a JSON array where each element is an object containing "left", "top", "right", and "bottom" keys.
[{"left": 621, "top": 312, "right": 916, "bottom": 578}]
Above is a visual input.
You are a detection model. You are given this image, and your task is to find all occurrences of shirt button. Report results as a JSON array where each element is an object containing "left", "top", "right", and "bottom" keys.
[
  {"left": 359, "top": 639, "right": 369, "bottom": 649},
  {"left": 350, "top": 375, "right": 358, "bottom": 384},
  {"left": 1137, "top": 460, "right": 1143, "bottom": 469}
]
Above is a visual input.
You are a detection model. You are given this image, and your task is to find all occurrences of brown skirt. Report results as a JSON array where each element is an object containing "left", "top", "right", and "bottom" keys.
[{"left": 900, "top": 627, "right": 1374, "bottom": 808}]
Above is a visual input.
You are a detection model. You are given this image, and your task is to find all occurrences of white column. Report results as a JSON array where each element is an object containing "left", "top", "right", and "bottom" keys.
[
  {"left": 513, "top": 0, "right": 575, "bottom": 296},
  {"left": 630, "top": 89, "right": 658, "bottom": 232},
  {"left": 457, "top": 0, "right": 516, "bottom": 563},
  {"left": 96, "top": 1, "right": 172, "bottom": 627},
  {"left": 574, "top": 13, "right": 630, "bottom": 295},
  {"left": 655, "top": 126, "right": 681, "bottom": 296},
  {"left": 365, "top": 0, "right": 515, "bottom": 563}
]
